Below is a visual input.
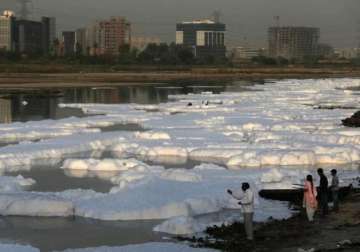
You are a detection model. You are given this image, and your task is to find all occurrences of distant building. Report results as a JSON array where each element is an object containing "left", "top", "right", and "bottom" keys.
[
  {"left": 334, "top": 48, "right": 360, "bottom": 59},
  {"left": 84, "top": 21, "right": 99, "bottom": 55},
  {"left": 47, "top": 17, "right": 56, "bottom": 48},
  {"left": 231, "top": 47, "right": 263, "bottom": 59},
  {"left": 131, "top": 36, "right": 161, "bottom": 51},
  {"left": 0, "top": 10, "right": 16, "bottom": 51},
  {"left": 176, "top": 19, "right": 226, "bottom": 60},
  {"left": 15, "top": 19, "right": 43, "bottom": 54},
  {"left": 62, "top": 31, "right": 75, "bottom": 56},
  {"left": 268, "top": 26, "right": 320, "bottom": 59},
  {"left": 41, "top": 17, "right": 56, "bottom": 54},
  {"left": 0, "top": 11, "right": 55, "bottom": 55},
  {"left": 75, "top": 28, "right": 86, "bottom": 54},
  {"left": 99, "top": 17, "right": 131, "bottom": 55},
  {"left": 79, "top": 17, "right": 131, "bottom": 56}
]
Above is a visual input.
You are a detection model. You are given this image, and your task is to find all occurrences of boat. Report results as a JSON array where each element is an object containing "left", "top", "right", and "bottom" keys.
[{"left": 259, "top": 184, "right": 356, "bottom": 204}]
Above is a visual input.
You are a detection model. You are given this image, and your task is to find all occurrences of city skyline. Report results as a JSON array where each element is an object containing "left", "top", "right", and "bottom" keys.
[{"left": 1, "top": 0, "right": 360, "bottom": 48}]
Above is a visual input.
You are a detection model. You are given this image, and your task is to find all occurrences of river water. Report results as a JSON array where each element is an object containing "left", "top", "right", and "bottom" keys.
[
  {"left": 1, "top": 80, "right": 358, "bottom": 251},
  {"left": 0, "top": 80, "right": 259, "bottom": 251}
]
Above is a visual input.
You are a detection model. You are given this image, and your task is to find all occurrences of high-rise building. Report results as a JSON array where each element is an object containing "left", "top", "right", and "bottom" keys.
[
  {"left": 41, "top": 17, "right": 56, "bottom": 54},
  {"left": 62, "top": 31, "right": 75, "bottom": 56},
  {"left": 80, "top": 17, "right": 131, "bottom": 56},
  {"left": 48, "top": 17, "right": 56, "bottom": 47},
  {"left": 176, "top": 19, "right": 226, "bottom": 59},
  {"left": 15, "top": 19, "right": 43, "bottom": 54},
  {"left": 0, "top": 11, "right": 56, "bottom": 55},
  {"left": 0, "top": 10, "right": 16, "bottom": 51},
  {"left": 98, "top": 17, "right": 131, "bottom": 55},
  {"left": 75, "top": 28, "right": 86, "bottom": 54},
  {"left": 268, "top": 26, "right": 320, "bottom": 59},
  {"left": 84, "top": 21, "right": 99, "bottom": 55}
]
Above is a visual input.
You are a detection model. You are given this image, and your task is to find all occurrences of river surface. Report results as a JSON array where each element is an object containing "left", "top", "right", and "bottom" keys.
[
  {"left": 0, "top": 80, "right": 260, "bottom": 251},
  {"left": 1, "top": 80, "right": 358, "bottom": 251},
  {"left": 0, "top": 80, "right": 257, "bottom": 123}
]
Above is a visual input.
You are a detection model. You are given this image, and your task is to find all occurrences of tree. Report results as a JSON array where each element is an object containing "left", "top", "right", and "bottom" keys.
[
  {"left": 251, "top": 56, "right": 277, "bottom": 65},
  {"left": 118, "top": 44, "right": 137, "bottom": 64}
]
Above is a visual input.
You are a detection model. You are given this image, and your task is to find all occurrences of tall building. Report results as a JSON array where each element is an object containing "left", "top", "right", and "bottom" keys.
[
  {"left": 62, "top": 31, "right": 75, "bottom": 56},
  {"left": 176, "top": 19, "right": 226, "bottom": 59},
  {"left": 0, "top": 11, "right": 56, "bottom": 55},
  {"left": 75, "top": 28, "right": 86, "bottom": 54},
  {"left": 48, "top": 17, "right": 56, "bottom": 47},
  {"left": 41, "top": 17, "right": 56, "bottom": 54},
  {"left": 15, "top": 19, "right": 43, "bottom": 54},
  {"left": 79, "top": 17, "right": 131, "bottom": 56},
  {"left": 84, "top": 21, "right": 99, "bottom": 55},
  {"left": 81, "top": 17, "right": 131, "bottom": 55},
  {"left": 268, "top": 27, "right": 320, "bottom": 59},
  {"left": 99, "top": 17, "right": 131, "bottom": 55},
  {"left": 0, "top": 10, "right": 16, "bottom": 51}
]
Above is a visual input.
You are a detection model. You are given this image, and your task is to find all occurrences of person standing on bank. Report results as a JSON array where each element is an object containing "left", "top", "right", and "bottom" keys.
[
  {"left": 317, "top": 168, "right": 329, "bottom": 216},
  {"left": 227, "top": 183, "right": 255, "bottom": 241},
  {"left": 330, "top": 169, "right": 340, "bottom": 212},
  {"left": 303, "top": 175, "right": 318, "bottom": 221}
]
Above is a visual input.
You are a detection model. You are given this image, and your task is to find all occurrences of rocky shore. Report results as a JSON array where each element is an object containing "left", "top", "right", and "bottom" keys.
[{"left": 182, "top": 191, "right": 360, "bottom": 252}]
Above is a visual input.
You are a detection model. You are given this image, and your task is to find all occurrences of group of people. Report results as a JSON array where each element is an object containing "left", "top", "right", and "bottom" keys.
[
  {"left": 303, "top": 168, "right": 340, "bottom": 221},
  {"left": 226, "top": 168, "right": 340, "bottom": 241}
]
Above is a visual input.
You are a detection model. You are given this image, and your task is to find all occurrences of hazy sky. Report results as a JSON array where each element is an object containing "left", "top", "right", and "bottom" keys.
[{"left": 2, "top": 0, "right": 360, "bottom": 48}]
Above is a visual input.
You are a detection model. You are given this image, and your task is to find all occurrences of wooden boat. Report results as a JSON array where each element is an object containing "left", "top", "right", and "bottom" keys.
[{"left": 259, "top": 184, "right": 356, "bottom": 203}]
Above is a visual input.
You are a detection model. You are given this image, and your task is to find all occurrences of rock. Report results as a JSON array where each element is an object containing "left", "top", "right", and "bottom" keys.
[{"left": 342, "top": 111, "right": 360, "bottom": 127}]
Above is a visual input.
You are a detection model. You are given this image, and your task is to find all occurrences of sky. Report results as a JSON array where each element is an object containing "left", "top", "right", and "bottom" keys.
[{"left": 1, "top": 0, "right": 360, "bottom": 48}]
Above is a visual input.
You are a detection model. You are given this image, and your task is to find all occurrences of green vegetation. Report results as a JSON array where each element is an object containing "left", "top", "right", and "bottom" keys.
[{"left": 1, "top": 42, "right": 360, "bottom": 74}]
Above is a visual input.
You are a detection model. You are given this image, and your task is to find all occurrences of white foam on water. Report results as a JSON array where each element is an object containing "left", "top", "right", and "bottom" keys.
[{"left": 0, "top": 78, "right": 360, "bottom": 236}]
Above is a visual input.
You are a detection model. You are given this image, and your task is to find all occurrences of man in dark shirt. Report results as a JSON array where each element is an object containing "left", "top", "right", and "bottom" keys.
[
  {"left": 317, "top": 168, "right": 329, "bottom": 216},
  {"left": 330, "top": 169, "right": 340, "bottom": 212}
]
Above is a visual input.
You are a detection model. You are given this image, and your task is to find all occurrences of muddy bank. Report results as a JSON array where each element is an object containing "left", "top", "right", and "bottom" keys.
[
  {"left": 182, "top": 192, "right": 360, "bottom": 252},
  {"left": 0, "top": 67, "right": 360, "bottom": 88}
]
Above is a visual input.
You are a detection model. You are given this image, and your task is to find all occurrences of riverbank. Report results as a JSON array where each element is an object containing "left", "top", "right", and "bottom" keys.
[
  {"left": 0, "top": 66, "right": 360, "bottom": 88},
  {"left": 185, "top": 191, "right": 360, "bottom": 252}
]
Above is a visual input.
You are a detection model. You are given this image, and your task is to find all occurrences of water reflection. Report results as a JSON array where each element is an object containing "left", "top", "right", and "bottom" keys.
[
  {"left": 0, "top": 216, "right": 162, "bottom": 252},
  {"left": 0, "top": 80, "right": 249, "bottom": 123},
  {"left": 6, "top": 167, "right": 113, "bottom": 193},
  {"left": 0, "top": 98, "right": 12, "bottom": 123}
]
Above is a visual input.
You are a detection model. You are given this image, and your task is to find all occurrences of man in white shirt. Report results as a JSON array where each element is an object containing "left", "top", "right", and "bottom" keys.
[{"left": 227, "top": 182, "right": 255, "bottom": 241}]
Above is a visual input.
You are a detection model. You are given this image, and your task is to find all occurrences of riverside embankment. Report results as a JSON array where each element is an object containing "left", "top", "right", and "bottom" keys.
[{"left": 1, "top": 66, "right": 360, "bottom": 88}]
